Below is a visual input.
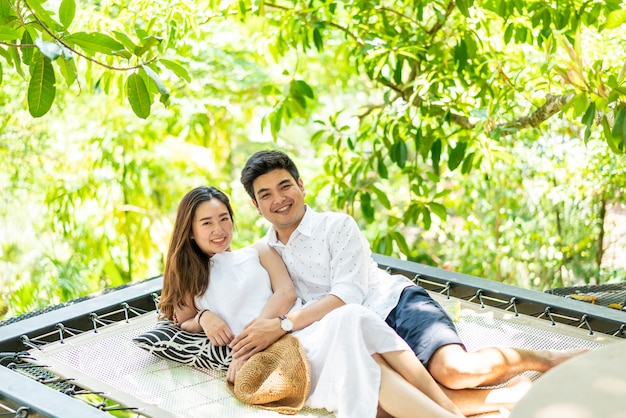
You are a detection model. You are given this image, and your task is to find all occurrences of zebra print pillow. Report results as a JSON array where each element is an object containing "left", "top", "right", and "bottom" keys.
[{"left": 133, "top": 321, "right": 232, "bottom": 370}]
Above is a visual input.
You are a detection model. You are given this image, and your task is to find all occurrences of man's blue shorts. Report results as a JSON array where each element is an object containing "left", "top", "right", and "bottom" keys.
[{"left": 385, "top": 285, "right": 465, "bottom": 368}]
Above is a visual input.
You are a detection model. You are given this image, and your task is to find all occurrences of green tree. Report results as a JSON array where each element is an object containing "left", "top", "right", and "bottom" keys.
[{"left": 2, "top": 0, "right": 626, "bottom": 318}]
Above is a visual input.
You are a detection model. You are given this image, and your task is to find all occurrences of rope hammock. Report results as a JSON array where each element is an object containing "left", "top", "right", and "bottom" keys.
[
  {"left": 1, "top": 256, "right": 625, "bottom": 417},
  {"left": 3, "top": 293, "right": 618, "bottom": 418}
]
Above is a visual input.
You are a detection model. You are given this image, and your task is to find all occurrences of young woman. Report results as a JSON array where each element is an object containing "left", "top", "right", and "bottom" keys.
[{"left": 158, "top": 186, "right": 465, "bottom": 418}]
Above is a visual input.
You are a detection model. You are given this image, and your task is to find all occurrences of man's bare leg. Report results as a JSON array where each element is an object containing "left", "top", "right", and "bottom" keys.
[{"left": 428, "top": 344, "right": 587, "bottom": 389}]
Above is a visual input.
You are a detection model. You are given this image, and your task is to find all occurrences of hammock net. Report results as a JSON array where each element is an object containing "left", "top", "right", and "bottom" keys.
[{"left": 17, "top": 292, "right": 619, "bottom": 418}]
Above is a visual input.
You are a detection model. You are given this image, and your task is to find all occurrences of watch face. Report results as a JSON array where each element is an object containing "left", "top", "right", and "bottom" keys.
[{"left": 281, "top": 316, "right": 293, "bottom": 332}]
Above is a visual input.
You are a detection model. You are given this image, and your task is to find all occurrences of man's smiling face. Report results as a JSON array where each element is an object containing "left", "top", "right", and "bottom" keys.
[{"left": 251, "top": 168, "right": 306, "bottom": 243}]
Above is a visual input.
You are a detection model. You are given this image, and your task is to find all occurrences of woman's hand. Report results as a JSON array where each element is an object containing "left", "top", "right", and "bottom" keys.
[
  {"left": 227, "top": 357, "right": 247, "bottom": 384},
  {"left": 199, "top": 311, "right": 234, "bottom": 346}
]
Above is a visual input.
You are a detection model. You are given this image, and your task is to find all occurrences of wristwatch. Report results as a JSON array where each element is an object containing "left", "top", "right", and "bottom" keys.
[{"left": 279, "top": 315, "right": 293, "bottom": 333}]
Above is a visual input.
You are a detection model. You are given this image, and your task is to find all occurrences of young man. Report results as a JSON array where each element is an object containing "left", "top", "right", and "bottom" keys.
[{"left": 231, "top": 150, "right": 584, "bottom": 412}]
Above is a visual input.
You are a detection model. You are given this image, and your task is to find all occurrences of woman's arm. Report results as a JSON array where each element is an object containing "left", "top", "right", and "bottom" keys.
[
  {"left": 254, "top": 242, "right": 297, "bottom": 319},
  {"left": 174, "top": 293, "right": 199, "bottom": 331},
  {"left": 229, "top": 243, "right": 297, "bottom": 359},
  {"left": 175, "top": 292, "right": 234, "bottom": 346}
]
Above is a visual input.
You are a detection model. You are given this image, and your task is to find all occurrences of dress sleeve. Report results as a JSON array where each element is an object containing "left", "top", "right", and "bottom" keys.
[{"left": 327, "top": 215, "right": 370, "bottom": 305}]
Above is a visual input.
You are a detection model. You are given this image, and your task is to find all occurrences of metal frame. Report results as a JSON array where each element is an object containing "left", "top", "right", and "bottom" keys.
[
  {"left": 0, "top": 366, "right": 110, "bottom": 418},
  {"left": 1, "top": 256, "right": 625, "bottom": 417},
  {"left": 373, "top": 253, "right": 626, "bottom": 337},
  {"left": 0, "top": 277, "right": 162, "bottom": 418}
]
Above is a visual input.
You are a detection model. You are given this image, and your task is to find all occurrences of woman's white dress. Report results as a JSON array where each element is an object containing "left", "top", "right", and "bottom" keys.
[{"left": 194, "top": 247, "right": 411, "bottom": 418}]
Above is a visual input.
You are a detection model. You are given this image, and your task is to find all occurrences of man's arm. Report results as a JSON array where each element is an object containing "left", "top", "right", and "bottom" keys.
[
  {"left": 230, "top": 294, "right": 345, "bottom": 359},
  {"left": 288, "top": 293, "right": 346, "bottom": 329}
]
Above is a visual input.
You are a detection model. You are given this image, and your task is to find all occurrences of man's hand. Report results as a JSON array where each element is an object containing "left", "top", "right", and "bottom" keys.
[
  {"left": 199, "top": 311, "right": 234, "bottom": 346},
  {"left": 226, "top": 357, "right": 247, "bottom": 384},
  {"left": 229, "top": 317, "right": 283, "bottom": 360}
]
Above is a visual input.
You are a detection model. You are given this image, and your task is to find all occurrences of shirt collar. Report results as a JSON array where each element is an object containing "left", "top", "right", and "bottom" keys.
[
  {"left": 265, "top": 205, "right": 315, "bottom": 245},
  {"left": 297, "top": 205, "right": 315, "bottom": 237}
]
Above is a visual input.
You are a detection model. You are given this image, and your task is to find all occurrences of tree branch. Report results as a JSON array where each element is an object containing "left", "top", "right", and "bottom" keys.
[
  {"left": 264, "top": 2, "right": 364, "bottom": 45},
  {"left": 22, "top": 0, "right": 153, "bottom": 72},
  {"left": 499, "top": 93, "right": 575, "bottom": 132},
  {"left": 427, "top": 0, "right": 456, "bottom": 36},
  {"left": 398, "top": 93, "right": 575, "bottom": 134}
]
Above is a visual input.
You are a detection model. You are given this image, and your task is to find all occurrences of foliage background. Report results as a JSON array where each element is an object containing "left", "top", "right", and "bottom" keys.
[{"left": 1, "top": 0, "right": 625, "bottom": 319}]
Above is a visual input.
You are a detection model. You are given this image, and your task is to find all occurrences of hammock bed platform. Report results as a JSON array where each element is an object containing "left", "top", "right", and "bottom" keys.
[{"left": 1, "top": 254, "right": 625, "bottom": 418}]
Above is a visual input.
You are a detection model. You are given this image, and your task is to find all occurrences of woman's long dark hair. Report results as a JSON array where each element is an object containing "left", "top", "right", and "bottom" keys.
[{"left": 158, "top": 186, "right": 234, "bottom": 320}]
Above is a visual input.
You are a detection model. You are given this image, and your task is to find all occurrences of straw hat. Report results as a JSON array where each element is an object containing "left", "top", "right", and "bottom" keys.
[{"left": 227, "top": 334, "right": 311, "bottom": 415}]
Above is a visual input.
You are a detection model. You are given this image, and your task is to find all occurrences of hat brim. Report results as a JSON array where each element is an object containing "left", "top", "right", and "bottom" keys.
[{"left": 226, "top": 334, "right": 310, "bottom": 415}]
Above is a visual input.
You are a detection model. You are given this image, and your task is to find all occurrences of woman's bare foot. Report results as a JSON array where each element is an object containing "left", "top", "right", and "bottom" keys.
[
  {"left": 376, "top": 404, "right": 394, "bottom": 418},
  {"left": 484, "top": 374, "right": 532, "bottom": 407},
  {"left": 541, "top": 347, "right": 589, "bottom": 370}
]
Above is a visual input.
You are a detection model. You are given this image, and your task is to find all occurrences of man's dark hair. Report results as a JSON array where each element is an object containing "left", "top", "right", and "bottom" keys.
[{"left": 240, "top": 150, "right": 300, "bottom": 200}]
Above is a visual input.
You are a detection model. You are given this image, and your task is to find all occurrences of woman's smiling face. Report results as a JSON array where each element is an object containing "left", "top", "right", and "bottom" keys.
[{"left": 191, "top": 198, "right": 233, "bottom": 256}]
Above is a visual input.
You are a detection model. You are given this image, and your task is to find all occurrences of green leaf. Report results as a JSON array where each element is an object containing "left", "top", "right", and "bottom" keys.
[
  {"left": 448, "top": 141, "right": 467, "bottom": 171},
  {"left": 313, "top": 28, "right": 323, "bottom": 52},
  {"left": 261, "top": 84, "right": 281, "bottom": 95},
  {"left": 431, "top": 139, "right": 441, "bottom": 172},
  {"left": 26, "top": 0, "right": 57, "bottom": 27},
  {"left": 581, "top": 102, "right": 595, "bottom": 125},
  {"left": 0, "top": 27, "right": 20, "bottom": 41},
  {"left": 421, "top": 207, "right": 432, "bottom": 229},
  {"left": 602, "top": 115, "right": 621, "bottom": 153},
  {"left": 377, "top": 157, "right": 388, "bottom": 179},
  {"left": 428, "top": 202, "right": 447, "bottom": 221},
  {"left": 390, "top": 231, "right": 411, "bottom": 256},
  {"left": 454, "top": 39, "right": 468, "bottom": 72},
  {"left": 393, "top": 55, "right": 403, "bottom": 84},
  {"left": 112, "top": 31, "right": 138, "bottom": 52},
  {"left": 59, "top": 0, "right": 76, "bottom": 29},
  {"left": 391, "top": 139, "right": 407, "bottom": 168},
  {"left": 290, "top": 80, "right": 314, "bottom": 99},
  {"left": 582, "top": 102, "right": 595, "bottom": 142},
  {"left": 426, "top": 171, "right": 440, "bottom": 183},
  {"left": 290, "top": 93, "right": 307, "bottom": 113},
  {"left": 8, "top": 46, "right": 24, "bottom": 77},
  {"left": 142, "top": 65, "right": 170, "bottom": 105},
  {"left": 605, "top": 9, "right": 626, "bottom": 30},
  {"left": 0, "top": 62, "right": 3, "bottom": 85},
  {"left": 461, "top": 151, "right": 475, "bottom": 174},
  {"left": 372, "top": 185, "right": 391, "bottom": 209},
  {"left": 159, "top": 58, "right": 191, "bottom": 82},
  {"left": 360, "top": 192, "right": 374, "bottom": 221},
  {"left": 0, "top": 0, "right": 15, "bottom": 17},
  {"left": 35, "top": 39, "right": 63, "bottom": 61},
  {"left": 21, "top": 30, "right": 33, "bottom": 65},
  {"left": 28, "top": 55, "right": 56, "bottom": 118},
  {"left": 611, "top": 107, "right": 626, "bottom": 139},
  {"left": 134, "top": 35, "right": 163, "bottom": 57},
  {"left": 503, "top": 24, "right": 513, "bottom": 44},
  {"left": 67, "top": 32, "right": 125, "bottom": 55},
  {"left": 456, "top": 0, "right": 470, "bottom": 17},
  {"left": 126, "top": 73, "right": 151, "bottom": 119},
  {"left": 56, "top": 57, "right": 77, "bottom": 86},
  {"left": 269, "top": 105, "right": 283, "bottom": 139}
]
